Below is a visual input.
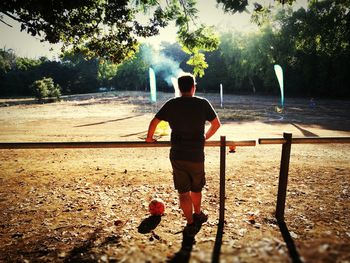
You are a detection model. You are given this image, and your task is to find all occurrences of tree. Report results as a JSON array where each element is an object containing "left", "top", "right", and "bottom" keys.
[
  {"left": 273, "top": 0, "right": 350, "bottom": 97},
  {"left": 111, "top": 42, "right": 190, "bottom": 92},
  {"left": 112, "top": 44, "right": 151, "bottom": 91},
  {"left": 0, "top": 0, "right": 220, "bottom": 77},
  {"left": 2, "top": 0, "right": 349, "bottom": 97},
  {"left": 0, "top": 48, "right": 16, "bottom": 95},
  {"left": 0, "top": 0, "right": 303, "bottom": 78},
  {"left": 98, "top": 60, "right": 118, "bottom": 88},
  {"left": 0, "top": 48, "right": 16, "bottom": 75},
  {"left": 216, "top": 0, "right": 296, "bottom": 14},
  {"left": 34, "top": 60, "right": 73, "bottom": 94},
  {"left": 31, "top": 77, "right": 61, "bottom": 102},
  {"left": 1, "top": 56, "right": 44, "bottom": 96},
  {"left": 61, "top": 51, "right": 99, "bottom": 94}
]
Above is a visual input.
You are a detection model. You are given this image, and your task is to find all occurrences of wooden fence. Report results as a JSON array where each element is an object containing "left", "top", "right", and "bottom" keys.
[
  {"left": 1, "top": 135, "right": 350, "bottom": 263},
  {"left": 259, "top": 133, "right": 350, "bottom": 222},
  {"left": 1, "top": 135, "right": 349, "bottom": 224},
  {"left": 0, "top": 138, "right": 257, "bottom": 226},
  {"left": 258, "top": 133, "right": 350, "bottom": 263}
]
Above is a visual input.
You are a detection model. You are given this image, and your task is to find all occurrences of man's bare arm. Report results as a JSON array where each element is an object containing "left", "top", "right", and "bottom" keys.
[
  {"left": 146, "top": 117, "right": 161, "bottom": 142},
  {"left": 205, "top": 117, "right": 221, "bottom": 140}
]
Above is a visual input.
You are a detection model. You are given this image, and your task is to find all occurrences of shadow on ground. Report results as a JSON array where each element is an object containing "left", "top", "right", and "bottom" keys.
[
  {"left": 63, "top": 227, "right": 121, "bottom": 262},
  {"left": 166, "top": 222, "right": 206, "bottom": 263},
  {"left": 278, "top": 219, "right": 302, "bottom": 263},
  {"left": 211, "top": 222, "right": 224, "bottom": 263},
  {"left": 74, "top": 115, "right": 143, "bottom": 128},
  {"left": 138, "top": 215, "right": 162, "bottom": 234}
]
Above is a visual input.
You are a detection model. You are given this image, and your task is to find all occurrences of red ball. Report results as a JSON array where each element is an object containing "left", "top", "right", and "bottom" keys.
[{"left": 148, "top": 199, "right": 165, "bottom": 216}]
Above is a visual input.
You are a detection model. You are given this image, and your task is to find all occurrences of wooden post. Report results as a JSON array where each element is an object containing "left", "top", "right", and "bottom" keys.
[
  {"left": 219, "top": 136, "right": 226, "bottom": 225},
  {"left": 276, "top": 132, "right": 292, "bottom": 221}
]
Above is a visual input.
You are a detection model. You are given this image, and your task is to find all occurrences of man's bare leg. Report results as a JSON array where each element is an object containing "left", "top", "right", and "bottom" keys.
[
  {"left": 179, "top": 192, "right": 194, "bottom": 224},
  {"left": 190, "top": 191, "right": 202, "bottom": 215}
]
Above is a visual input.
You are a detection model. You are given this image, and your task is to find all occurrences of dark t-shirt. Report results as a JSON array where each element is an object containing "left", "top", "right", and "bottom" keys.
[{"left": 155, "top": 96, "right": 217, "bottom": 162}]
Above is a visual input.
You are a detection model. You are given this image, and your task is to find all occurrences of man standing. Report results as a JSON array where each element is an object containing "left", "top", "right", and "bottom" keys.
[{"left": 146, "top": 73, "right": 221, "bottom": 235}]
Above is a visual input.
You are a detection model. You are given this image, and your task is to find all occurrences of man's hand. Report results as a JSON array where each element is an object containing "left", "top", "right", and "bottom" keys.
[
  {"left": 146, "top": 117, "right": 161, "bottom": 143},
  {"left": 205, "top": 117, "right": 221, "bottom": 140}
]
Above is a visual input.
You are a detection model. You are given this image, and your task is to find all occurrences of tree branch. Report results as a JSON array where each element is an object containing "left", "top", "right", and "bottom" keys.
[
  {"left": 2, "top": 11, "right": 24, "bottom": 24},
  {"left": 179, "top": 0, "right": 197, "bottom": 28},
  {"left": 0, "top": 17, "right": 13, "bottom": 27},
  {"left": 179, "top": 0, "right": 190, "bottom": 31}
]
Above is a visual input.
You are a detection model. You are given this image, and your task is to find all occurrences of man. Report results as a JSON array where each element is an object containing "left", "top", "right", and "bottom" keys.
[{"left": 146, "top": 73, "right": 221, "bottom": 235}]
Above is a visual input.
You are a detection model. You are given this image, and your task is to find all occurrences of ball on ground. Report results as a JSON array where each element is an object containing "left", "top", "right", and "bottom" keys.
[
  {"left": 229, "top": 145, "right": 236, "bottom": 153},
  {"left": 149, "top": 199, "right": 165, "bottom": 216}
]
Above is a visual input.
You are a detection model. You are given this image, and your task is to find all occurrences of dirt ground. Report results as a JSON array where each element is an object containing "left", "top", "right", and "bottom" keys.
[{"left": 0, "top": 91, "right": 349, "bottom": 263}]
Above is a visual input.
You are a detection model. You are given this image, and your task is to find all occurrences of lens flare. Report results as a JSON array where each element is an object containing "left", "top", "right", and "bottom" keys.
[
  {"left": 149, "top": 67, "right": 156, "bottom": 103},
  {"left": 274, "top": 64, "right": 284, "bottom": 108}
]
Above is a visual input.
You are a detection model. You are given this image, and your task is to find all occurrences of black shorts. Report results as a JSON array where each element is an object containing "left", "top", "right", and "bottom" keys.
[{"left": 170, "top": 159, "right": 206, "bottom": 193}]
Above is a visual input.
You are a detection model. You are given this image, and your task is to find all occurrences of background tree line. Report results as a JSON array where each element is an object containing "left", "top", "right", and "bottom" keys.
[{"left": 1, "top": 0, "right": 349, "bottom": 99}]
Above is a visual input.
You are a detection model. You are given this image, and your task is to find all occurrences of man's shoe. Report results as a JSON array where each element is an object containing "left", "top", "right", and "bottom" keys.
[
  {"left": 183, "top": 223, "right": 199, "bottom": 237},
  {"left": 193, "top": 211, "right": 208, "bottom": 225}
]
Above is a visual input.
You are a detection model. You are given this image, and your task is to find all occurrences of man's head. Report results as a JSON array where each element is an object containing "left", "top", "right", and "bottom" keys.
[{"left": 178, "top": 73, "right": 196, "bottom": 94}]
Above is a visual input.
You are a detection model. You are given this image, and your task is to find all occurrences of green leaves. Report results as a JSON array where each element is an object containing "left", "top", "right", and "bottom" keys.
[
  {"left": 216, "top": 0, "right": 297, "bottom": 14},
  {"left": 30, "top": 77, "right": 61, "bottom": 102},
  {"left": 0, "top": 0, "right": 222, "bottom": 77},
  {"left": 216, "top": 0, "right": 249, "bottom": 13},
  {"left": 175, "top": 23, "right": 219, "bottom": 77},
  {"left": 1, "top": 0, "right": 157, "bottom": 64},
  {"left": 98, "top": 60, "right": 118, "bottom": 85},
  {"left": 6, "top": 0, "right": 337, "bottom": 80},
  {"left": 178, "top": 25, "right": 219, "bottom": 54},
  {"left": 186, "top": 52, "right": 208, "bottom": 77}
]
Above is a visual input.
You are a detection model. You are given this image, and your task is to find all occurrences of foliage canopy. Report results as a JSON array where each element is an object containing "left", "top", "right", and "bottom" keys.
[
  {"left": 1, "top": 0, "right": 296, "bottom": 76},
  {"left": 1, "top": 0, "right": 349, "bottom": 98}
]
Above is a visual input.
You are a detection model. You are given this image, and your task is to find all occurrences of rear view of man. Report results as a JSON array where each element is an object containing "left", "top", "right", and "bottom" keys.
[{"left": 146, "top": 73, "right": 221, "bottom": 236}]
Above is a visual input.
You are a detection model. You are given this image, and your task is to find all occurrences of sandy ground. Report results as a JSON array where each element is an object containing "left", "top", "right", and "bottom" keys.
[{"left": 0, "top": 91, "right": 349, "bottom": 263}]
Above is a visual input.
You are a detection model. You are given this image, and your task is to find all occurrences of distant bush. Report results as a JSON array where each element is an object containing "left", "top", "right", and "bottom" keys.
[{"left": 31, "top": 77, "right": 61, "bottom": 102}]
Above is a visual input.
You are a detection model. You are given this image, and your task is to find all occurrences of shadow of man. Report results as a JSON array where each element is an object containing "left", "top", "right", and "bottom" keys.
[{"left": 167, "top": 222, "right": 204, "bottom": 263}]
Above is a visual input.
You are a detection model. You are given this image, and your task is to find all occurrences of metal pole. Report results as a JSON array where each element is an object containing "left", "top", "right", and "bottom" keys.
[
  {"left": 275, "top": 133, "right": 292, "bottom": 221},
  {"left": 219, "top": 136, "right": 226, "bottom": 225}
]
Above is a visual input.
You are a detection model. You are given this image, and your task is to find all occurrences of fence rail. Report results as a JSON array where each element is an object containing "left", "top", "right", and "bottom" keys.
[
  {"left": 259, "top": 136, "right": 350, "bottom": 145},
  {"left": 259, "top": 134, "right": 350, "bottom": 263},
  {"left": 5, "top": 136, "right": 348, "bottom": 150},
  {"left": 0, "top": 138, "right": 256, "bottom": 228},
  {"left": 0, "top": 140, "right": 256, "bottom": 149},
  {"left": 259, "top": 134, "right": 350, "bottom": 221}
]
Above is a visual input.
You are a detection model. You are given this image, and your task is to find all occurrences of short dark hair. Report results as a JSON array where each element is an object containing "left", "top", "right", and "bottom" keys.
[{"left": 178, "top": 73, "right": 195, "bottom": 93}]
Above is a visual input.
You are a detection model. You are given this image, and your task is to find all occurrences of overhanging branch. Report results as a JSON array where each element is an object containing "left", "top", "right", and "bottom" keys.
[
  {"left": 2, "top": 11, "right": 24, "bottom": 24},
  {"left": 0, "top": 17, "right": 13, "bottom": 27}
]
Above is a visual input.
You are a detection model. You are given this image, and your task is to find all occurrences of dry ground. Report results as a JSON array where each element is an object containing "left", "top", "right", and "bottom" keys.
[{"left": 0, "top": 92, "right": 349, "bottom": 263}]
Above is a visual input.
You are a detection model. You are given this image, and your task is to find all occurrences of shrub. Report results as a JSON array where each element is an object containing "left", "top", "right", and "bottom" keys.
[{"left": 31, "top": 77, "right": 61, "bottom": 102}]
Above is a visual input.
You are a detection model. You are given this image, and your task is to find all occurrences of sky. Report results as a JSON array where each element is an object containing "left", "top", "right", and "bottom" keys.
[
  {"left": 141, "top": 0, "right": 258, "bottom": 46},
  {"left": 0, "top": 0, "right": 301, "bottom": 59}
]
